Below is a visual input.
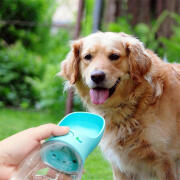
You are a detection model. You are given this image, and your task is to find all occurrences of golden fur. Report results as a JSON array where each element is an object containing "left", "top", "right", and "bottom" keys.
[{"left": 59, "top": 32, "right": 180, "bottom": 180}]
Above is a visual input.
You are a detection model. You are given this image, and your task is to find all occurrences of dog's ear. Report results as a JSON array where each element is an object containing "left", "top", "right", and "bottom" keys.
[
  {"left": 126, "top": 41, "right": 151, "bottom": 83},
  {"left": 59, "top": 40, "right": 81, "bottom": 84}
]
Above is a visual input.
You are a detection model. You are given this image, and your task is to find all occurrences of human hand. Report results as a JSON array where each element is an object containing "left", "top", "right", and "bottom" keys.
[{"left": 0, "top": 123, "right": 69, "bottom": 180}]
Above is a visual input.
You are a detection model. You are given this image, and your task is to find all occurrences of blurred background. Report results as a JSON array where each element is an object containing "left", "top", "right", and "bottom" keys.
[{"left": 0, "top": 0, "right": 180, "bottom": 179}]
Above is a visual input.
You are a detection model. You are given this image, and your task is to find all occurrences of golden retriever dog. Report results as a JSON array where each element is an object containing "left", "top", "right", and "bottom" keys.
[{"left": 59, "top": 32, "right": 180, "bottom": 180}]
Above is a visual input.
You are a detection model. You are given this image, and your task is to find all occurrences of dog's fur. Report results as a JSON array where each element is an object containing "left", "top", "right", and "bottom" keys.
[{"left": 59, "top": 32, "right": 180, "bottom": 180}]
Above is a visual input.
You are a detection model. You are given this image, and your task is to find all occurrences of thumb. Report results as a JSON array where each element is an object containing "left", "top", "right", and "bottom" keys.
[{"left": 30, "top": 123, "right": 69, "bottom": 142}]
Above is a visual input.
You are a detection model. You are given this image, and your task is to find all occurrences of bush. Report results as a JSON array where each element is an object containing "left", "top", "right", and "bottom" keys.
[
  {"left": 0, "top": 0, "right": 74, "bottom": 112},
  {"left": 108, "top": 16, "right": 133, "bottom": 34},
  {"left": 0, "top": 0, "right": 56, "bottom": 49},
  {"left": 160, "top": 13, "right": 180, "bottom": 62},
  {"left": 37, "top": 29, "right": 70, "bottom": 62},
  {"left": 30, "top": 64, "right": 66, "bottom": 112},
  {"left": 107, "top": 11, "right": 180, "bottom": 59},
  {"left": 30, "top": 63, "right": 84, "bottom": 113},
  {"left": 0, "top": 42, "right": 43, "bottom": 107}
]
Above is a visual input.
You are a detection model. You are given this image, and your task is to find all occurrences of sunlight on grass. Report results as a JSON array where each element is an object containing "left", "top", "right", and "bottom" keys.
[
  {"left": 0, "top": 108, "right": 65, "bottom": 139},
  {"left": 83, "top": 147, "right": 113, "bottom": 180}
]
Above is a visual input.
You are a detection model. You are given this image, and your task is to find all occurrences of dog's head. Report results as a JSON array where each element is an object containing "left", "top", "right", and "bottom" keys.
[{"left": 60, "top": 32, "right": 151, "bottom": 105}]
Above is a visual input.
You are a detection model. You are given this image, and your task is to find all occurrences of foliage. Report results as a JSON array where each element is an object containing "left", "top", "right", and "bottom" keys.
[
  {"left": 40, "top": 29, "right": 70, "bottom": 64},
  {"left": 81, "top": 0, "right": 95, "bottom": 36},
  {"left": 135, "top": 11, "right": 170, "bottom": 55},
  {"left": 0, "top": 42, "right": 43, "bottom": 108},
  {"left": 160, "top": 13, "right": 180, "bottom": 62},
  {"left": 107, "top": 11, "right": 180, "bottom": 61},
  {"left": 0, "top": 29, "right": 71, "bottom": 111},
  {"left": 108, "top": 16, "right": 133, "bottom": 34},
  {"left": 30, "top": 64, "right": 84, "bottom": 113},
  {"left": 29, "top": 29, "right": 73, "bottom": 112},
  {"left": 29, "top": 64, "right": 66, "bottom": 113},
  {"left": 0, "top": 0, "right": 76, "bottom": 112},
  {"left": 0, "top": 0, "right": 56, "bottom": 49}
]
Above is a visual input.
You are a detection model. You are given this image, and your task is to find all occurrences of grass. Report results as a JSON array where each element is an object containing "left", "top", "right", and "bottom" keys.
[
  {"left": 0, "top": 108, "right": 63, "bottom": 140},
  {"left": 0, "top": 108, "right": 113, "bottom": 180}
]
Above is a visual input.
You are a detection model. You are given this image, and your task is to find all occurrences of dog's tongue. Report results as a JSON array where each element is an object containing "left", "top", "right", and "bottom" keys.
[{"left": 90, "top": 88, "right": 109, "bottom": 104}]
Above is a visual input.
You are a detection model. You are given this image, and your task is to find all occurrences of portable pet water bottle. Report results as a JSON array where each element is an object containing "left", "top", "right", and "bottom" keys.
[{"left": 11, "top": 112, "right": 105, "bottom": 180}]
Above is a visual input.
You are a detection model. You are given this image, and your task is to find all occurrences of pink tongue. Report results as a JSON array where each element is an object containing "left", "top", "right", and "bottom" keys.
[{"left": 90, "top": 89, "right": 109, "bottom": 104}]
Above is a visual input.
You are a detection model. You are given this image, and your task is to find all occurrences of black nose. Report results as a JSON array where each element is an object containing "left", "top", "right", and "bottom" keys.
[{"left": 91, "top": 70, "right": 106, "bottom": 84}]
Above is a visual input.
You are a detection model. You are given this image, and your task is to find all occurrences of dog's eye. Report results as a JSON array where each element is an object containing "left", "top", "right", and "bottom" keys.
[
  {"left": 109, "top": 54, "right": 120, "bottom": 61},
  {"left": 84, "top": 54, "right": 92, "bottom": 61}
]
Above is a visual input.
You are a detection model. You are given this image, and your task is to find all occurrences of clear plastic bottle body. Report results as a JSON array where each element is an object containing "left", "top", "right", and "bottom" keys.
[{"left": 11, "top": 142, "right": 83, "bottom": 180}]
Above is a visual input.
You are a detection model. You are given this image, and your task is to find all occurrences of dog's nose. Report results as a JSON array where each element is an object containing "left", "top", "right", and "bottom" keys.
[{"left": 91, "top": 70, "right": 106, "bottom": 84}]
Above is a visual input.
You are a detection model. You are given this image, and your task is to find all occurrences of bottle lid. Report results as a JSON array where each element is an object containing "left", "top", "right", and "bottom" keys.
[{"left": 41, "top": 141, "right": 83, "bottom": 175}]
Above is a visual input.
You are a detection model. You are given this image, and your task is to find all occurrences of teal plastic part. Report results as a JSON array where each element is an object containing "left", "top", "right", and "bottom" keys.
[
  {"left": 40, "top": 141, "right": 82, "bottom": 175},
  {"left": 40, "top": 112, "right": 105, "bottom": 174}
]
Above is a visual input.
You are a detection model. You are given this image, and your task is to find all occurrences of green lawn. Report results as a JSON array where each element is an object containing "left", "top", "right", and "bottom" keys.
[{"left": 0, "top": 108, "right": 113, "bottom": 180}]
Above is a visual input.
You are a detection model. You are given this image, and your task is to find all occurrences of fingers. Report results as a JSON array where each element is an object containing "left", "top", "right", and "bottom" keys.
[{"left": 31, "top": 124, "right": 69, "bottom": 142}]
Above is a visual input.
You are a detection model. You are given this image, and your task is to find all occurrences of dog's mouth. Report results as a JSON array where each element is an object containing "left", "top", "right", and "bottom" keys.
[{"left": 89, "top": 78, "right": 121, "bottom": 105}]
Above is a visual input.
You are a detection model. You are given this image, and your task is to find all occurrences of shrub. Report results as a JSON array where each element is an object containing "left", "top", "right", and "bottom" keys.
[
  {"left": 30, "top": 64, "right": 66, "bottom": 113},
  {"left": 0, "top": 42, "right": 43, "bottom": 107},
  {"left": 30, "top": 63, "right": 84, "bottom": 113},
  {"left": 0, "top": 0, "right": 56, "bottom": 49},
  {"left": 107, "top": 11, "right": 177, "bottom": 58},
  {"left": 0, "top": 0, "right": 73, "bottom": 111},
  {"left": 108, "top": 16, "right": 133, "bottom": 34},
  {"left": 160, "top": 13, "right": 180, "bottom": 63},
  {"left": 37, "top": 29, "right": 70, "bottom": 62}
]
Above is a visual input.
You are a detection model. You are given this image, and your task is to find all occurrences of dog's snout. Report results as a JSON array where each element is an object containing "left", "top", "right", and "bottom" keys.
[{"left": 91, "top": 70, "right": 106, "bottom": 84}]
